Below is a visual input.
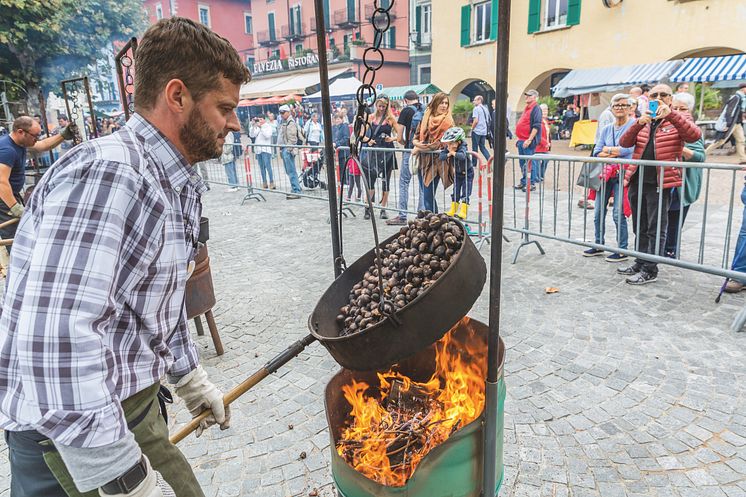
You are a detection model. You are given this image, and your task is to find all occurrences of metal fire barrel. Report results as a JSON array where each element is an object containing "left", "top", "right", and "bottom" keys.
[
  {"left": 325, "top": 317, "right": 506, "bottom": 497},
  {"left": 185, "top": 242, "right": 216, "bottom": 319}
]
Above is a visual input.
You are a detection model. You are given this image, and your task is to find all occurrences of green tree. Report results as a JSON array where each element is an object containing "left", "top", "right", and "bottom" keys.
[
  {"left": 538, "top": 95, "right": 558, "bottom": 116},
  {"left": 0, "top": 0, "right": 147, "bottom": 94}
]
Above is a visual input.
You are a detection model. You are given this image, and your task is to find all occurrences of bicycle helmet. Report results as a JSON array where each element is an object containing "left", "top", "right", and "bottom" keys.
[{"left": 440, "top": 126, "right": 466, "bottom": 143}]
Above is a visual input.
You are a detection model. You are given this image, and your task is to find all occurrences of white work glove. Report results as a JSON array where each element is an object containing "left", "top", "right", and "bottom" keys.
[
  {"left": 174, "top": 365, "right": 230, "bottom": 437},
  {"left": 98, "top": 455, "right": 175, "bottom": 497},
  {"left": 8, "top": 203, "right": 23, "bottom": 218}
]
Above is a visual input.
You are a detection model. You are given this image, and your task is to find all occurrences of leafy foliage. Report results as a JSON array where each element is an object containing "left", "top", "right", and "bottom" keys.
[
  {"left": 0, "top": 0, "right": 147, "bottom": 93},
  {"left": 693, "top": 83, "right": 722, "bottom": 111},
  {"left": 538, "top": 95, "right": 559, "bottom": 116}
]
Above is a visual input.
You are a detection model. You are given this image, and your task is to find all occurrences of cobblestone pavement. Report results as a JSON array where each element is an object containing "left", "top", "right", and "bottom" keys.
[{"left": 2, "top": 188, "right": 746, "bottom": 497}]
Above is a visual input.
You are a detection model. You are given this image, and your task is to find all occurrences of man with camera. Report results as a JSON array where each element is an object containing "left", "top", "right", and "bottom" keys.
[{"left": 617, "top": 84, "right": 701, "bottom": 285}]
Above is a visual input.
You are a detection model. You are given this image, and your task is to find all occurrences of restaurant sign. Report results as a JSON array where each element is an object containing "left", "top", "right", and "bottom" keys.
[{"left": 253, "top": 52, "right": 320, "bottom": 75}]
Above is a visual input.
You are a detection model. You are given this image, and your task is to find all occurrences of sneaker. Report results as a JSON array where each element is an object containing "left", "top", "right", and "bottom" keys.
[
  {"left": 285, "top": 194, "right": 301, "bottom": 200},
  {"left": 582, "top": 248, "right": 604, "bottom": 257},
  {"left": 617, "top": 264, "right": 642, "bottom": 276},
  {"left": 225, "top": 187, "right": 239, "bottom": 192},
  {"left": 626, "top": 271, "right": 657, "bottom": 285},
  {"left": 386, "top": 216, "right": 407, "bottom": 226},
  {"left": 514, "top": 184, "right": 526, "bottom": 190},
  {"left": 725, "top": 280, "right": 746, "bottom": 293},
  {"left": 577, "top": 199, "right": 594, "bottom": 210},
  {"left": 380, "top": 210, "right": 389, "bottom": 220},
  {"left": 364, "top": 208, "right": 371, "bottom": 220},
  {"left": 605, "top": 253, "right": 628, "bottom": 263}
]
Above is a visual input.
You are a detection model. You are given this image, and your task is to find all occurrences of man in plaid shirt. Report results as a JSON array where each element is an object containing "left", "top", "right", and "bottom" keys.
[{"left": 0, "top": 18, "right": 250, "bottom": 497}]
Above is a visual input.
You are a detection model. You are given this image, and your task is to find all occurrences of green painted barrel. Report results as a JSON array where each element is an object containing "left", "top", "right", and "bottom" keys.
[{"left": 325, "top": 318, "right": 506, "bottom": 497}]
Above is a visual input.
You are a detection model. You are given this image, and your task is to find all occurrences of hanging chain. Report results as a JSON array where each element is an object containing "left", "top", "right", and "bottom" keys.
[
  {"left": 337, "top": 0, "right": 397, "bottom": 319},
  {"left": 68, "top": 86, "right": 84, "bottom": 145},
  {"left": 349, "top": 0, "right": 395, "bottom": 160},
  {"left": 121, "top": 54, "right": 135, "bottom": 115}
]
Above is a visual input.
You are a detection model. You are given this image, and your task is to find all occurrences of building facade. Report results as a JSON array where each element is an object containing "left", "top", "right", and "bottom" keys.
[
  {"left": 244, "top": 0, "right": 410, "bottom": 95},
  {"left": 430, "top": 0, "right": 746, "bottom": 112},
  {"left": 408, "top": 0, "right": 432, "bottom": 84},
  {"left": 142, "top": 0, "right": 255, "bottom": 54}
]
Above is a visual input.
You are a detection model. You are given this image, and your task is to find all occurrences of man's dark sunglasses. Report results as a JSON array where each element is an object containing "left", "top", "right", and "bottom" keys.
[{"left": 650, "top": 92, "right": 670, "bottom": 99}]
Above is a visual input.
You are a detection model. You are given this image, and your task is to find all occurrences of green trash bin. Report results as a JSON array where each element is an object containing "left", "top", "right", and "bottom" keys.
[{"left": 325, "top": 317, "right": 506, "bottom": 497}]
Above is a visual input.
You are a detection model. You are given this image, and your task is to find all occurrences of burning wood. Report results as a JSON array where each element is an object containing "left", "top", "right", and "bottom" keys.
[{"left": 335, "top": 320, "right": 487, "bottom": 487}]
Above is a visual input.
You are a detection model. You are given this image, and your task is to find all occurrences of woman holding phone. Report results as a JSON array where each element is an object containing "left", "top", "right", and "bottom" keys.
[{"left": 360, "top": 96, "right": 399, "bottom": 220}]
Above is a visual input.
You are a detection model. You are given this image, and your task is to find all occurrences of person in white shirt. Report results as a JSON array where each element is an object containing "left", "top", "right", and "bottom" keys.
[
  {"left": 303, "top": 113, "right": 323, "bottom": 146},
  {"left": 250, "top": 117, "right": 275, "bottom": 189}
]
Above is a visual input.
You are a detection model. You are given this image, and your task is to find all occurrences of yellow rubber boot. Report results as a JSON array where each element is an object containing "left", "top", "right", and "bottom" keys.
[
  {"left": 457, "top": 202, "right": 469, "bottom": 220},
  {"left": 446, "top": 201, "right": 459, "bottom": 217}
]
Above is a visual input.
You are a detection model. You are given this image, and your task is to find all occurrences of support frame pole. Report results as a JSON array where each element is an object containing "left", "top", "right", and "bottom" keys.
[
  {"left": 483, "top": 0, "right": 511, "bottom": 495},
  {"left": 313, "top": 0, "right": 344, "bottom": 278}
]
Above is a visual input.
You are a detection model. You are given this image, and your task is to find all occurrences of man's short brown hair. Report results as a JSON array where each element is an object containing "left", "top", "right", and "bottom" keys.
[
  {"left": 134, "top": 17, "right": 251, "bottom": 112},
  {"left": 12, "top": 116, "right": 34, "bottom": 132}
]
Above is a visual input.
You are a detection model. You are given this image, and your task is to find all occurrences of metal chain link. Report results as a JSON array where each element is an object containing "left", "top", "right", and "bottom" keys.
[
  {"left": 68, "top": 87, "right": 84, "bottom": 145},
  {"left": 349, "top": 0, "right": 395, "bottom": 160},
  {"left": 121, "top": 55, "right": 135, "bottom": 115}
]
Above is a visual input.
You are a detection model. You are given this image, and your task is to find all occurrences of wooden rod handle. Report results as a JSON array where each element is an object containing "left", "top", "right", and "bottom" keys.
[{"left": 169, "top": 368, "right": 270, "bottom": 445}]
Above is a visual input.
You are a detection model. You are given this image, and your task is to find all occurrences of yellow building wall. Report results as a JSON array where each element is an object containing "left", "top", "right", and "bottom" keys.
[{"left": 431, "top": 0, "right": 746, "bottom": 110}]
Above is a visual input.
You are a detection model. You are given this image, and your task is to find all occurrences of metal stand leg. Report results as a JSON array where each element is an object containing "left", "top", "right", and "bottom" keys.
[
  {"left": 731, "top": 305, "right": 746, "bottom": 332},
  {"left": 511, "top": 232, "right": 545, "bottom": 264},
  {"left": 205, "top": 310, "right": 224, "bottom": 356},
  {"left": 327, "top": 206, "right": 355, "bottom": 223},
  {"left": 241, "top": 184, "right": 266, "bottom": 205},
  {"left": 194, "top": 315, "right": 205, "bottom": 336}
]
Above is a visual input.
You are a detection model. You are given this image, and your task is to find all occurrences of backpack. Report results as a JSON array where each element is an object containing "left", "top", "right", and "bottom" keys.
[
  {"left": 406, "top": 103, "right": 424, "bottom": 148},
  {"left": 294, "top": 119, "right": 306, "bottom": 145}
]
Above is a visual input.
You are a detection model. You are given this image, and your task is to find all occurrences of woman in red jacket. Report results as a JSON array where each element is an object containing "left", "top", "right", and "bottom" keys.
[{"left": 616, "top": 84, "right": 702, "bottom": 285}]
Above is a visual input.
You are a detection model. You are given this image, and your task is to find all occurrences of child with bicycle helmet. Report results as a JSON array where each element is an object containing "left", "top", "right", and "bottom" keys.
[{"left": 439, "top": 126, "right": 473, "bottom": 220}]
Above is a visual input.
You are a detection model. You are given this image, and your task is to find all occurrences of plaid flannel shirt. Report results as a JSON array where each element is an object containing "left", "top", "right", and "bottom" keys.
[{"left": 0, "top": 114, "right": 205, "bottom": 448}]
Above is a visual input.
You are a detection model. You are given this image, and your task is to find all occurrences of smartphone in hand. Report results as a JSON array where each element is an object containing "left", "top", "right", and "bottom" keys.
[{"left": 648, "top": 100, "right": 660, "bottom": 117}]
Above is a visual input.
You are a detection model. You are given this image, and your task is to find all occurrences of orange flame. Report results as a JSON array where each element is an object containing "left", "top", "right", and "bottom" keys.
[{"left": 336, "top": 320, "right": 487, "bottom": 487}]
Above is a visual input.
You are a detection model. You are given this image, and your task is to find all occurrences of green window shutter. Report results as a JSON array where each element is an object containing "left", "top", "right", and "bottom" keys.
[
  {"left": 323, "top": 0, "right": 330, "bottom": 30},
  {"left": 490, "top": 0, "right": 499, "bottom": 40},
  {"left": 415, "top": 5, "right": 422, "bottom": 40},
  {"left": 268, "top": 13, "right": 275, "bottom": 39},
  {"left": 381, "top": 0, "right": 390, "bottom": 8},
  {"left": 527, "top": 0, "right": 541, "bottom": 33},
  {"left": 567, "top": 0, "right": 581, "bottom": 26},
  {"left": 347, "top": 0, "right": 355, "bottom": 19},
  {"left": 460, "top": 5, "right": 471, "bottom": 47}
]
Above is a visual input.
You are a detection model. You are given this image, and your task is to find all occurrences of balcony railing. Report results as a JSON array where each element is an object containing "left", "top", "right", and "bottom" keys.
[
  {"left": 365, "top": 4, "right": 397, "bottom": 24},
  {"left": 256, "top": 30, "right": 281, "bottom": 46},
  {"left": 334, "top": 8, "right": 359, "bottom": 27},
  {"left": 281, "top": 24, "right": 304, "bottom": 40}
]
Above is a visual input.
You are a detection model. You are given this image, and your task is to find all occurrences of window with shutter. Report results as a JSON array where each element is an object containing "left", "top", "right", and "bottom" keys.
[
  {"left": 473, "top": 1, "right": 491, "bottom": 43},
  {"left": 490, "top": 0, "right": 499, "bottom": 41},
  {"left": 460, "top": 5, "right": 471, "bottom": 47},
  {"left": 567, "top": 0, "right": 581, "bottom": 25},
  {"left": 460, "top": 5, "right": 471, "bottom": 46},
  {"left": 527, "top": 0, "right": 541, "bottom": 33},
  {"left": 415, "top": 5, "right": 422, "bottom": 45}
]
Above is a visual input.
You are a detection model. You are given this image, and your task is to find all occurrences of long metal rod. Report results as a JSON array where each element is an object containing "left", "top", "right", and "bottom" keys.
[
  {"left": 484, "top": 0, "right": 511, "bottom": 495},
  {"left": 83, "top": 76, "right": 99, "bottom": 139},
  {"left": 38, "top": 91, "right": 54, "bottom": 164},
  {"left": 313, "top": 0, "right": 343, "bottom": 278}
]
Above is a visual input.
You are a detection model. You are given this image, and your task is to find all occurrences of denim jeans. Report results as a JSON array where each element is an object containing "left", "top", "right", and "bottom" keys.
[
  {"left": 472, "top": 133, "right": 490, "bottom": 161},
  {"left": 397, "top": 152, "right": 425, "bottom": 218},
  {"left": 730, "top": 182, "right": 746, "bottom": 281},
  {"left": 452, "top": 167, "right": 475, "bottom": 204},
  {"left": 257, "top": 152, "right": 274, "bottom": 184},
  {"left": 594, "top": 178, "right": 628, "bottom": 249},
  {"left": 281, "top": 148, "right": 301, "bottom": 193},
  {"left": 418, "top": 171, "right": 441, "bottom": 212},
  {"left": 517, "top": 141, "right": 539, "bottom": 186},
  {"left": 223, "top": 161, "right": 239, "bottom": 186},
  {"left": 535, "top": 152, "right": 548, "bottom": 181}
]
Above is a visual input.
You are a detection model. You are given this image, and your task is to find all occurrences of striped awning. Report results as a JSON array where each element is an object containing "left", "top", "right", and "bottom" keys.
[
  {"left": 552, "top": 60, "right": 683, "bottom": 98},
  {"left": 670, "top": 54, "right": 746, "bottom": 83}
]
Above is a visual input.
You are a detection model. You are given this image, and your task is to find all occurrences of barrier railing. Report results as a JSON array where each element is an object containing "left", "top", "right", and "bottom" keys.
[{"left": 199, "top": 141, "right": 746, "bottom": 329}]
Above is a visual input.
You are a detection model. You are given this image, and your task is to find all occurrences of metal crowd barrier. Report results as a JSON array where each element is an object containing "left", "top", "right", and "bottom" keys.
[{"left": 198, "top": 142, "right": 746, "bottom": 330}]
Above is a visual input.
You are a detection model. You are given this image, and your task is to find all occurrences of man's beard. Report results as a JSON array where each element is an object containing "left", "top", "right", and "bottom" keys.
[{"left": 179, "top": 108, "right": 223, "bottom": 163}]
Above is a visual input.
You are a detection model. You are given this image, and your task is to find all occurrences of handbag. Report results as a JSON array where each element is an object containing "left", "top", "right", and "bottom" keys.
[
  {"left": 576, "top": 162, "right": 603, "bottom": 191},
  {"left": 410, "top": 152, "right": 420, "bottom": 175}
]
